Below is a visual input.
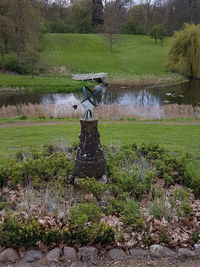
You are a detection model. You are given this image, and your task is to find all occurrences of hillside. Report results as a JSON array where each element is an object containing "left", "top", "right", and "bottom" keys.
[
  {"left": 0, "top": 34, "right": 179, "bottom": 92},
  {"left": 41, "top": 33, "right": 170, "bottom": 76}
]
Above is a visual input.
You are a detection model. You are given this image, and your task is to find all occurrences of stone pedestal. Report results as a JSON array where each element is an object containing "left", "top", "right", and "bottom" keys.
[{"left": 75, "top": 119, "right": 106, "bottom": 178}]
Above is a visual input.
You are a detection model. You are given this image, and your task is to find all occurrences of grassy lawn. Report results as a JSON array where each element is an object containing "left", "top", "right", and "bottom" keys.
[
  {"left": 0, "top": 34, "right": 175, "bottom": 91},
  {"left": 0, "top": 121, "right": 199, "bottom": 175},
  {"left": 41, "top": 33, "right": 170, "bottom": 76},
  {"left": 0, "top": 74, "right": 94, "bottom": 92}
]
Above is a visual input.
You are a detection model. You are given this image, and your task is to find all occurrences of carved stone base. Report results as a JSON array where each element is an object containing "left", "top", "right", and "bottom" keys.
[{"left": 75, "top": 119, "right": 106, "bottom": 178}]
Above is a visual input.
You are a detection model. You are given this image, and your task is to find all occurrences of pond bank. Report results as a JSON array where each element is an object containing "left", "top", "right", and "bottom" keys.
[
  {"left": 0, "top": 74, "right": 94, "bottom": 93},
  {"left": 109, "top": 74, "right": 186, "bottom": 87},
  {"left": 0, "top": 73, "right": 185, "bottom": 93}
]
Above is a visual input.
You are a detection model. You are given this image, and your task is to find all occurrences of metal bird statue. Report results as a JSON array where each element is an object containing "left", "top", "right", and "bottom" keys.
[{"left": 73, "top": 86, "right": 102, "bottom": 120}]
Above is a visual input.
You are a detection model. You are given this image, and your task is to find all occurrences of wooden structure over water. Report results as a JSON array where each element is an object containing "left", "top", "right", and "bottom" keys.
[{"left": 72, "top": 73, "right": 108, "bottom": 82}]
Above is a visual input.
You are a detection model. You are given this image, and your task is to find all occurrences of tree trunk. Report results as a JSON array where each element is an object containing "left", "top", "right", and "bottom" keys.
[
  {"left": 109, "top": 33, "right": 113, "bottom": 53},
  {"left": 31, "top": 59, "right": 34, "bottom": 78},
  {"left": 0, "top": 48, "right": 5, "bottom": 74}
]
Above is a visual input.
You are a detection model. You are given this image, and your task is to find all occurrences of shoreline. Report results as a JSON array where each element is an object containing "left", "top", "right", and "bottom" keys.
[
  {"left": 0, "top": 73, "right": 186, "bottom": 93},
  {"left": 109, "top": 74, "right": 187, "bottom": 88}
]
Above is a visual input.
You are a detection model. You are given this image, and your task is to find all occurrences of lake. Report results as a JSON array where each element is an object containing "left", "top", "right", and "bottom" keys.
[{"left": 0, "top": 79, "right": 200, "bottom": 108}]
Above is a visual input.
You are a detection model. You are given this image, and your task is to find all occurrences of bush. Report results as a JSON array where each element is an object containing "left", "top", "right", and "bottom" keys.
[
  {"left": 0, "top": 216, "right": 42, "bottom": 248},
  {"left": 176, "top": 202, "right": 192, "bottom": 217},
  {"left": 121, "top": 198, "right": 144, "bottom": 229},
  {"left": 0, "top": 165, "right": 10, "bottom": 187},
  {"left": 135, "top": 143, "right": 192, "bottom": 188},
  {"left": 42, "top": 228, "right": 63, "bottom": 245},
  {"left": 107, "top": 198, "right": 126, "bottom": 214},
  {"left": 69, "top": 203, "right": 102, "bottom": 227},
  {"left": 0, "top": 215, "right": 115, "bottom": 248},
  {"left": 150, "top": 24, "right": 166, "bottom": 46},
  {"left": 107, "top": 197, "right": 143, "bottom": 229},
  {"left": 170, "top": 188, "right": 192, "bottom": 217},
  {"left": 79, "top": 178, "right": 107, "bottom": 200},
  {"left": 63, "top": 223, "right": 115, "bottom": 245},
  {"left": 93, "top": 223, "right": 115, "bottom": 244},
  {"left": 110, "top": 168, "right": 154, "bottom": 200},
  {"left": 0, "top": 151, "right": 74, "bottom": 188},
  {"left": 170, "top": 188, "right": 190, "bottom": 205},
  {"left": 0, "top": 202, "right": 12, "bottom": 211},
  {"left": 106, "top": 144, "right": 154, "bottom": 200},
  {"left": 106, "top": 143, "right": 198, "bottom": 201},
  {"left": 192, "top": 231, "right": 200, "bottom": 244},
  {"left": 190, "top": 175, "right": 200, "bottom": 198},
  {"left": 150, "top": 185, "right": 165, "bottom": 200},
  {"left": 135, "top": 143, "right": 165, "bottom": 160}
]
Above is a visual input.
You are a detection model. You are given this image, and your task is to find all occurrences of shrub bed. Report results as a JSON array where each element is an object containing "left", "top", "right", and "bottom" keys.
[
  {"left": 0, "top": 214, "right": 115, "bottom": 248},
  {"left": 0, "top": 147, "right": 74, "bottom": 188},
  {"left": 0, "top": 143, "right": 199, "bottom": 248}
]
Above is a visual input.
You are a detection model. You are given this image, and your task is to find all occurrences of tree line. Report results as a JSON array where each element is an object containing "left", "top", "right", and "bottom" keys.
[
  {"left": 0, "top": 0, "right": 41, "bottom": 75},
  {"left": 38, "top": 0, "right": 200, "bottom": 35},
  {"left": 0, "top": 0, "right": 200, "bottom": 76}
]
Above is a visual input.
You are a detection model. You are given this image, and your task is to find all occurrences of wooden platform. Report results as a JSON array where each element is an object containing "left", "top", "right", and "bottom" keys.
[{"left": 72, "top": 73, "right": 108, "bottom": 81}]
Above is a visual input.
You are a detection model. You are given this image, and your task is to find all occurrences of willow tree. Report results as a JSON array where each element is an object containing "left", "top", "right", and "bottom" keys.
[{"left": 167, "top": 24, "right": 200, "bottom": 78}]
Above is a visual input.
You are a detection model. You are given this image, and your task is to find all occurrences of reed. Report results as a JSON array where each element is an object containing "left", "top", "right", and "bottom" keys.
[
  {"left": 163, "top": 104, "right": 198, "bottom": 119},
  {"left": 0, "top": 103, "right": 199, "bottom": 120},
  {"left": 109, "top": 73, "right": 185, "bottom": 87}
]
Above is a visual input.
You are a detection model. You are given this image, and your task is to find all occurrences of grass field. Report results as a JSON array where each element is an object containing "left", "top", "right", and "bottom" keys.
[
  {"left": 0, "top": 74, "right": 94, "bottom": 92},
  {"left": 0, "top": 121, "right": 199, "bottom": 175},
  {"left": 41, "top": 33, "right": 170, "bottom": 76},
  {"left": 0, "top": 34, "right": 177, "bottom": 92}
]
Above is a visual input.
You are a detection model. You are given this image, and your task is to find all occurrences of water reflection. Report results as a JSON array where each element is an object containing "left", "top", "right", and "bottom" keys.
[
  {"left": 0, "top": 79, "right": 200, "bottom": 108},
  {"left": 149, "top": 79, "right": 200, "bottom": 106},
  {"left": 42, "top": 93, "right": 80, "bottom": 106},
  {"left": 40, "top": 89, "right": 161, "bottom": 108},
  {"left": 117, "top": 90, "right": 161, "bottom": 106}
]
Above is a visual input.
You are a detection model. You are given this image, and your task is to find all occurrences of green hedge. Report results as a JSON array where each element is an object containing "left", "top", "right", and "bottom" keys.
[{"left": 0, "top": 216, "right": 115, "bottom": 248}]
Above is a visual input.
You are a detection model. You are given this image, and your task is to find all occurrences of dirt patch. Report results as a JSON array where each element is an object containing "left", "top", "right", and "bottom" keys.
[
  {"left": 0, "top": 87, "right": 23, "bottom": 92},
  {"left": 0, "top": 71, "right": 20, "bottom": 75},
  {"left": 49, "top": 66, "right": 72, "bottom": 75},
  {"left": 0, "top": 121, "right": 78, "bottom": 128}
]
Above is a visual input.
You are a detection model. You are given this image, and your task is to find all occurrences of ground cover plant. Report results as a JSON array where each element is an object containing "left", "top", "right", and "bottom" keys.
[{"left": 0, "top": 143, "right": 199, "bottom": 249}]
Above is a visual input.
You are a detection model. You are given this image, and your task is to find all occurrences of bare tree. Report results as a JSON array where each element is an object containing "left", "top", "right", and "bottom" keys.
[
  {"left": 166, "top": 0, "right": 200, "bottom": 33},
  {"left": 0, "top": 0, "right": 12, "bottom": 73},
  {"left": 0, "top": 17, "right": 9, "bottom": 73},
  {"left": 8, "top": 0, "right": 41, "bottom": 73},
  {"left": 92, "top": 0, "right": 104, "bottom": 31},
  {"left": 138, "top": 0, "right": 162, "bottom": 35},
  {"left": 104, "top": 0, "right": 126, "bottom": 52}
]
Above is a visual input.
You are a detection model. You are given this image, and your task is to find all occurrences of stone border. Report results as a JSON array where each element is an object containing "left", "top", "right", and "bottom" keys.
[{"left": 0, "top": 244, "right": 199, "bottom": 265}]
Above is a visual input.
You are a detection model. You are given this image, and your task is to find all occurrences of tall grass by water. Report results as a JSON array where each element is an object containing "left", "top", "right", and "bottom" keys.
[
  {"left": 109, "top": 73, "right": 185, "bottom": 87},
  {"left": 0, "top": 103, "right": 199, "bottom": 120}
]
